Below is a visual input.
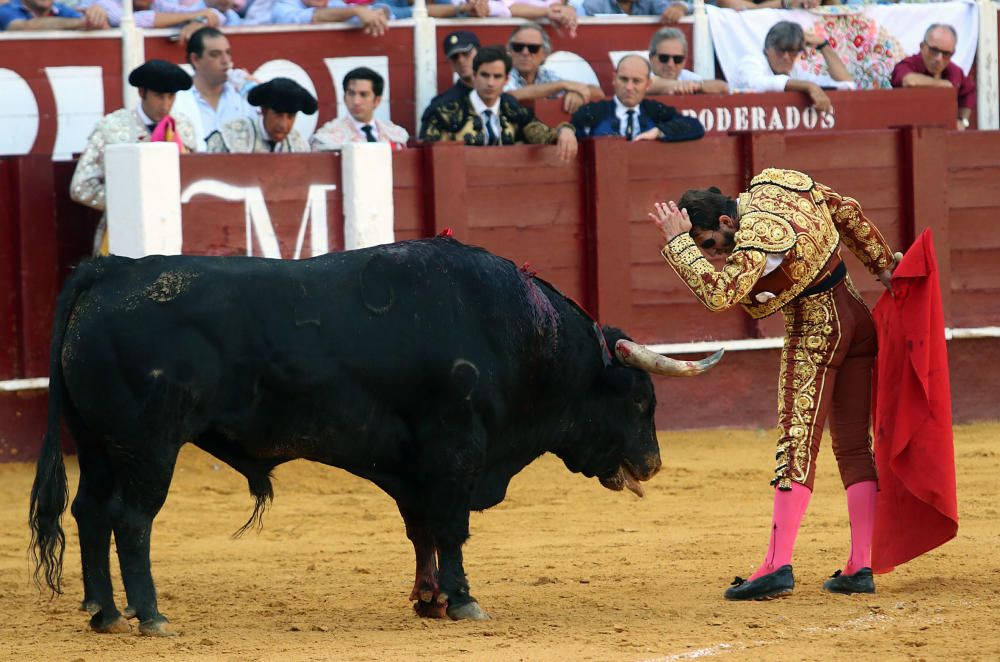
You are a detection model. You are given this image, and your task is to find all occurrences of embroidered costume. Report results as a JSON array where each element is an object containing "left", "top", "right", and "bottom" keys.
[
  {"left": 661, "top": 168, "right": 894, "bottom": 491},
  {"left": 310, "top": 116, "right": 409, "bottom": 151},
  {"left": 205, "top": 116, "right": 310, "bottom": 153},
  {"left": 421, "top": 91, "right": 571, "bottom": 146}
]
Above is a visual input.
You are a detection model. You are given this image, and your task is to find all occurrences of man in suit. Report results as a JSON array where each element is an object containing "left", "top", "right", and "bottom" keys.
[
  {"left": 311, "top": 67, "right": 409, "bottom": 150},
  {"left": 571, "top": 54, "right": 704, "bottom": 142},
  {"left": 421, "top": 45, "right": 578, "bottom": 162}
]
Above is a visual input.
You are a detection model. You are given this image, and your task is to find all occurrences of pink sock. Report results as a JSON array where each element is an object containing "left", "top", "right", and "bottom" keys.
[
  {"left": 749, "top": 482, "right": 811, "bottom": 581},
  {"left": 844, "top": 480, "right": 877, "bottom": 575}
]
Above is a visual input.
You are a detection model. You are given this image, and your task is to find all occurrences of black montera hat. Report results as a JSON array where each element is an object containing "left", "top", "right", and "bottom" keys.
[
  {"left": 128, "top": 59, "right": 193, "bottom": 93},
  {"left": 247, "top": 77, "right": 318, "bottom": 115},
  {"left": 442, "top": 30, "right": 480, "bottom": 57}
]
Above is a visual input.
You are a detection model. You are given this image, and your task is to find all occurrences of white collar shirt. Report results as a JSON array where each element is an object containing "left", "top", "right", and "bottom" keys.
[
  {"left": 470, "top": 90, "right": 501, "bottom": 142},
  {"left": 613, "top": 95, "right": 640, "bottom": 138}
]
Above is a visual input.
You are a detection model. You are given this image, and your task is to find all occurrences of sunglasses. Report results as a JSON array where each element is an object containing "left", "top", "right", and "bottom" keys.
[
  {"left": 656, "top": 54, "right": 685, "bottom": 65},
  {"left": 509, "top": 42, "right": 543, "bottom": 55},
  {"left": 923, "top": 43, "right": 954, "bottom": 59}
]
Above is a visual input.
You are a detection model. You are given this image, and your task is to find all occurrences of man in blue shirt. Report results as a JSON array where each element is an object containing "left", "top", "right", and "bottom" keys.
[{"left": 0, "top": 0, "right": 108, "bottom": 30}]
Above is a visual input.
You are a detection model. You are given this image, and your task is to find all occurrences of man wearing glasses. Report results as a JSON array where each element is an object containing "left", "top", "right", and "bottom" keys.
[
  {"left": 647, "top": 27, "right": 728, "bottom": 96},
  {"left": 503, "top": 22, "right": 605, "bottom": 114},
  {"left": 731, "top": 21, "right": 854, "bottom": 114},
  {"left": 892, "top": 23, "right": 974, "bottom": 131}
]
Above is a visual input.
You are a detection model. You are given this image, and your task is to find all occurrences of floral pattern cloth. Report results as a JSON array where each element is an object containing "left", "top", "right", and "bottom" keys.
[{"left": 796, "top": 6, "right": 905, "bottom": 90}]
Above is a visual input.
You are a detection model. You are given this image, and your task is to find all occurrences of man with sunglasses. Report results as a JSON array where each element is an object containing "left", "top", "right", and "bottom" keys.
[
  {"left": 570, "top": 54, "right": 704, "bottom": 142},
  {"left": 892, "top": 23, "right": 974, "bottom": 131},
  {"left": 732, "top": 20, "right": 853, "bottom": 114},
  {"left": 647, "top": 27, "right": 728, "bottom": 96},
  {"left": 503, "top": 22, "right": 605, "bottom": 115}
]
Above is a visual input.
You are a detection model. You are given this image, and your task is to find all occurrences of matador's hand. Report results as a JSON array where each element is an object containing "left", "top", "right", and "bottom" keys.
[{"left": 649, "top": 200, "right": 691, "bottom": 243}]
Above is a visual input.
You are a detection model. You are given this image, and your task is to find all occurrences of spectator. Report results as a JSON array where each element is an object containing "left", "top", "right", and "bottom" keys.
[
  {"left": 172, "top": 26, "right": 256, "bottom": 150},
  {"left": 70, "top": 60, "right": 197, "bottom": 255},
  {"left": 311, "top": 67, "right": 409, "bottom": 150},
  {"left": 80, "top": 0, "right": 225, "bottom": 28},
  {"left": 0, "top": 0, "right": 108, "bottom": 30},
  {"left": 421, "top": 46, "right": 578, "bottom": 163},
  {"left": 647, "top": 27, "right": 728, "bottom": 95},
  {"left": 716, "top": 0, "right": 817, "bottom": 9},
  {"left": 892, "top": 24, "right": 974, "bottom": 131},
  {"left": 418, "top": 30, "right": 479, "bottom": 140},
  {"left": 571, "top": 54, "right": 704, "bottom": 142},
  {"left": 731, "top": 20, "right": 854, "bottom": 114},
  {"left": 582, "top": 0, "right": 687, "bottom": 25},
  {"left": 206, "top": 77, "right": 315, "bottom": 152},
  {"left": 376, "top": 0, "right": 502, "bottom": 19},
  {"left": 504, "top": 22, "right": 604, "bottom": 114},
  {"left": 270, "top": 0, "right": 390, "bottom": 35},
  {"left": 508, "top": 0, "right": 577, "bottom": 38}
]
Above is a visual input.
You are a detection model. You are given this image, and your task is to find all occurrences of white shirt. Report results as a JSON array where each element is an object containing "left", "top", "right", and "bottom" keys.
[
  {"left": 174, "top": 80, "right": 256, "bottom": 151},
  {"left": 613, "top": 95, "right": 640, "bottom": 138},
  {"left": 350, "top": 115, "right": 379, "bottom": 141},
  {"left": 732, "top": 54, "right": 857, "bottom": 93},
  {"left": 470, "top": 90, "right": 501, "bottom": 142},
  {"left": 136, "top": 103, "right": 156, "bottom": 130},
  {"left": 678, "top": 69, "right": 704, "bottom": 82}
]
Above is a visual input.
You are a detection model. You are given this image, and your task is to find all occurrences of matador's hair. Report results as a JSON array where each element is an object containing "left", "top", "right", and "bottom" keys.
[{"left": 678, "top": 187, "right": 738, "bottom": 232}]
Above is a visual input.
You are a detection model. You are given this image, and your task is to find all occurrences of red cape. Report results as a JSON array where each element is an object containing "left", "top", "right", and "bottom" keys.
[{"left": 871, "top": 229, "right": 958, "bottom": 574}]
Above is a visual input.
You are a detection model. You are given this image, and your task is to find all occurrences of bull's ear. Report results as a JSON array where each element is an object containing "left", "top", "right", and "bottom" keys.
[{"left": 592, "top": 322, "right": 614, "bottom": 368}]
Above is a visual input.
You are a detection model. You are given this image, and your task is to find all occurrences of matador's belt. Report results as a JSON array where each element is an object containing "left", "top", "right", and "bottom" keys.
[{"left": 800, "top": 261, "right": 846, "bottom": 298}]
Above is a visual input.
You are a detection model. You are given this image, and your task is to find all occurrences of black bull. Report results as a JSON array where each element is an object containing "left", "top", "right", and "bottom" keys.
[{"left": 30, "top": 237, "right": 721, "bottom": 634}]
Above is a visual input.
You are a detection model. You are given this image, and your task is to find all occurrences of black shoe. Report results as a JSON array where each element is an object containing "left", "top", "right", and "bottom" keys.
[
  {"left": 724, "top": 565, "right": 794, "bottom": 601},
  {"left": 823, "top": 568, "right": 875, "bottom": 594}
]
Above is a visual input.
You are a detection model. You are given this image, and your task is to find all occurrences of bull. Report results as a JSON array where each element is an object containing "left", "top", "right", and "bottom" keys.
[{"left": 30, "top": 236, "right": 721, "bottom": 635}]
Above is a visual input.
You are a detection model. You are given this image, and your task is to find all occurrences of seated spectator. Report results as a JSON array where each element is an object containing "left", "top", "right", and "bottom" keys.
[
  {"left": 731, "top": 20, "right": 854, "bottom": 114},
  {"left": 271, "top": 0, "right": 390, "bottom": 35},
  {"left": 508, "top": 0, "right": 577, "bottom": 38},
  {"left": 421, "top": 45, "right": 578, "bottom": 163},
  {"left": 892, "top": 23, "right": 974, "bottom": 131},
  {"left": 311, "top": 67, "right": 409, "bottom": 150},
  {"left": 504, "top": 22, "right": 604, "bottom": 114},
  {"left": 647, "top": 27, "right": 728, "bottom": 95},
  {"left": 582, "top": 0, "right": 687, "bottom": 25},
  {"left": 419, "top": 30, "right": 479, "bottom": 140},
  {"left": 571, "top": 54, "right": 704, "bottom": 142},
  {"left": 382, "top": 0, "right": 506, "bottom": 19},
  {"left": 81, "top": 0, "right": 225, "bottom": 28},
  {"left": 0, "top": 0, "right": 108, "bottom": 30},
  {"left": 172, "top": 27, "right": 256, "bottom": 150},
  {"left": 206, "top": 77, "right": 315, "bottom": 152},
  {"left": 70, "top": 60, "right": 198, "bottom": 254},
  {"left": 716, "top": 0, "right": 817, "bottom": 9}
]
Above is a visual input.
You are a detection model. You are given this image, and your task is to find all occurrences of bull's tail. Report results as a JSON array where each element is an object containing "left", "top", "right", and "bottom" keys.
[{"left": 29, "top": 260, "right": 106, "bottom": 595}]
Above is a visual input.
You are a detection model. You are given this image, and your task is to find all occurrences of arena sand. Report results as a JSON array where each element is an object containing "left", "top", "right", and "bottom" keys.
[{"left": 1, "top": 422, "right": 998, "bottom": 661}]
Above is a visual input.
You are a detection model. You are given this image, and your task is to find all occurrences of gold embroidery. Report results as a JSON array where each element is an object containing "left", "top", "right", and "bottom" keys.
[
  {"left": 772, "top": 290, "right": 841, "bottom": 489},
  {"left": 661, "top": 234, "right": 767, "bottom": 312},
  {"left": 734, "top": 211, "right": 796, "bottom": 253},
  {"left": 750, "top": 168, "right": 815, "bottom": 192}
]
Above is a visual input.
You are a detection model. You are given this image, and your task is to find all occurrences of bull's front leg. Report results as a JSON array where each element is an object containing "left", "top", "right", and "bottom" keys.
[
  {"left": 398, "top": 506, "right": 447, "bottom": 618},
  {"left": 434, "top": 510, "right": 490, "bottom": 621}
]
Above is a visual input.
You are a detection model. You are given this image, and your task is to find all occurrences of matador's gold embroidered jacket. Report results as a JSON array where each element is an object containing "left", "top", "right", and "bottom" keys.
[
  {"left": 70, "top": 108, "right": 197, "bottom": 211},
  {"left": 661, "top": 168, "right": 895, "bottom": 319},
  {"left": 421, "top": 92, "right": 572, "bottom": 146}
]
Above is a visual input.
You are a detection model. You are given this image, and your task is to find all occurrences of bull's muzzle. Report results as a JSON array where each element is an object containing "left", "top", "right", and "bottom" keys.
[{"left": 614, "top": 340, "right": 724, "bottom": 377}]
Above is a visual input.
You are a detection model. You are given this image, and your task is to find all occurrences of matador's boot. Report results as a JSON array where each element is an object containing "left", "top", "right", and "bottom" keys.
[
  {"left": 823, "top": 568, "right": 875, "bottom": 594},
  {"left": 725, "top": 565, "right": 794, "bottom": 600}
]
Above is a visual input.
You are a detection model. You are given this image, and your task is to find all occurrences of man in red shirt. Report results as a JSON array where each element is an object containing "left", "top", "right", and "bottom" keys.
[{"left": 891, "top": 23, "right": 975, "bottom": 130}]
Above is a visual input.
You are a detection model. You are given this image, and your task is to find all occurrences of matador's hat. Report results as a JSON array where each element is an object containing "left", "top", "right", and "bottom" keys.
[
  {"left": 248, "top": 78, "right": 318, "bottom": 115},
  {"left": 128, "top": 60, "right": 193, "bottom": 94}
]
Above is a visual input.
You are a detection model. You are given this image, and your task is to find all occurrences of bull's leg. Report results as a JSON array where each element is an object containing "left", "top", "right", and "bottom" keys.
[
  {"left": 71, "top": 445, "right": 129, "bottom": 634},
  {"left": 398, "top": 507, "right": 446, "bottom": 618},
  {"left": 434, "top": 513, "right": 489, "bottom": 621},
  {"left": 110, "top": 442, "right": 181, "bottom": 637}
]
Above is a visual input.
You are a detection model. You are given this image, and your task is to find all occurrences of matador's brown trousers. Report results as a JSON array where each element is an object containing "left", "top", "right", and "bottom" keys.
[{"left": 773, "top": 276, "right": 879, "bottom": 491}]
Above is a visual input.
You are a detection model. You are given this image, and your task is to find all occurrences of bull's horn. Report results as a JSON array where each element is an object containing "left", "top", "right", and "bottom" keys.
[{"left": 614, "top": 339, "right": 724, "bottom": 377}]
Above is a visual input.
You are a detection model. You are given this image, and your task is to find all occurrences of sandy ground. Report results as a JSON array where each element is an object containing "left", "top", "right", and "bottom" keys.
[{"left": 1, "top": 422, "right": 998, "bottom": 662}]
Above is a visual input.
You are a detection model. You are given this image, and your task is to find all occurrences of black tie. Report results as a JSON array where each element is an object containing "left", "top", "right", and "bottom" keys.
[
  {"left": 265, "top": 140, "right": 276, "bottom": 152},
  {"left": 625, "top": 109, "right": 635, "bottom": 141},
  {"left": 362, "top": 125, "right": 377, "bottom": 142},
  {"left": 483, "top": 110, "right": 498, "bottom": 146}
]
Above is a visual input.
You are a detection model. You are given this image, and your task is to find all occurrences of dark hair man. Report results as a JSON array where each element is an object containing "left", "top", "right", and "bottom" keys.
[
  {"left": 421, "top": 45, "right": 578, "bottom": 163},
  {"left": 206, "top": 77, "right": 317, "bottom": 152},
  {"left": 312, "top": 67, "right": 410, "bottom": 150},
  {"left": 650, "top": 169, "right": 897, "bottom": 600}
]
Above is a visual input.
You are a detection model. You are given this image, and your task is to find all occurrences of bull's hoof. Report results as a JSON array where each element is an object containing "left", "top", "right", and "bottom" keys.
[
  {"left": 447, "top": 601, "right": 491, "bottom": 621},
  {"left": 123, "top": 605, "right": 136, "bottom": 619},
  {"left": 80, "top": 599, "right": 101, "bottom": 615},
  {"left": 139, "top": 618, "right": 179, "bottom": 637},
  {"left": 413, "top": 600, "right": 448, "bottom": 619},
  {"left": 91, "top": 614, "right": 131, "bottom": 634}
]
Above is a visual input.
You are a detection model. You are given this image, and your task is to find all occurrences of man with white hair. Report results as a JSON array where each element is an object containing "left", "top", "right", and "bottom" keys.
[{"left": 503, "top": 22, "right": 604, "bottom": 114}]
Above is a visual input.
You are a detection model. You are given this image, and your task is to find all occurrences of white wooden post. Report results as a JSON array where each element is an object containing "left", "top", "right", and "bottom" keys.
[
  {"left": 105, "top": 143, "right": 183, "bottom": 257},
  {"left": 341, "top": 142, "right": 395, "bottom": 250},
  {"left": 692, "top": 0, "right": 714, "bottom": 81},
  {"left": 412, "top": 0, "right": 437, "bottom": 134},
  {"left": 976, "top": 0, "right": 999, "bottom": 129},
  {"left": 120, "top": 0, "right": 145, "bottom": 110}
]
